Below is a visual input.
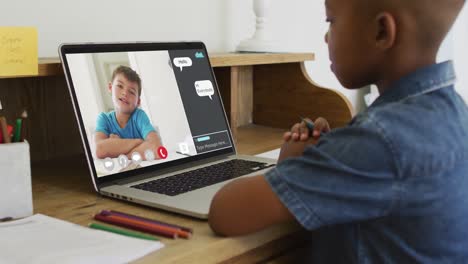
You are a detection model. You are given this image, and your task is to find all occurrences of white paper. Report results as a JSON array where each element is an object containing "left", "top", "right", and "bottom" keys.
[
  {"left": 255, "top": 148, "right": 280, "bottom": 160},
  {"left": 0, "top": 214, "right": 164, "bottom": 264},
  {"left": 0, "top": 141, "right": 33, "bottom": 219}
]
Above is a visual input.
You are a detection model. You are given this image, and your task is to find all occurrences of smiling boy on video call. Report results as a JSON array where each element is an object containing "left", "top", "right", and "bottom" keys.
[
  {"left": 209, "top": 0, "right": 468, "bottom": 263},
  {"left": 95, "top": 65, "right": 162, "bottom": 161}
]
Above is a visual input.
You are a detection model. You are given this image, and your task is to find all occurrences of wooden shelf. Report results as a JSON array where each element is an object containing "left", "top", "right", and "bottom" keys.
[
  {"left": 209, "top": 53, "right": 314, "bottom": 67},
  {"left": 0, "top": 53, "right": 314, "bottom": 79}
]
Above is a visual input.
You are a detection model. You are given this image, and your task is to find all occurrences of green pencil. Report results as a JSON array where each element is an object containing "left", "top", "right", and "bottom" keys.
[
  {"left": 89, "top": 222, "right": 159, "bottom": 241},
  {"left": 13, "top": 118, "right": 22, "bottom": 142}
]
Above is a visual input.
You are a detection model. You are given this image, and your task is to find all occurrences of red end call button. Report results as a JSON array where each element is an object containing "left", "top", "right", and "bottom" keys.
[{"left": 157, "top": 146, "right": 168, "bottom": 159}]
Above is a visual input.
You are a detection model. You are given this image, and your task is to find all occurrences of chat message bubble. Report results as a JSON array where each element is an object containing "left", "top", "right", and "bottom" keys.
[
  {"left": 195, "top": 80, "right": 215, "bottom": 100},
  {"left": 173, "top": 57, "right": 192, "bottom": 71}
]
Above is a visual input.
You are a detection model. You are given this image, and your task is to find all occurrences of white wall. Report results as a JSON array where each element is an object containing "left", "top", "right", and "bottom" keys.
[
  {"left": 66, "top": 54, "right": 102, "bottom": 131},
  {"left": 2, "top": 0, "right": 364, "bottom": 112},
  {"left": 438, "top": 3, "right": 468, "bottom": 103},
  {"left": 92, "top": 53, "right": 130, "bottom": 112},
  {"left": 66, "top": 54, "right": 103, "bottom": 157},
  {"left": 0, "top": 0, "right": 228, "bottom": 56}
]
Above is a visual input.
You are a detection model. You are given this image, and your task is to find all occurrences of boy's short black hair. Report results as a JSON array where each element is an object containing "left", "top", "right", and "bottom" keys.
[{"left": 111, "top": 65, "right": 142, "bottom": 96}]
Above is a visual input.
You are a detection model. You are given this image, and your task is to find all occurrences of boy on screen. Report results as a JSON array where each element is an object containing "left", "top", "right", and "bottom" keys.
[{"left": 95, "top": 65, "right": 162, "bottom": 160}]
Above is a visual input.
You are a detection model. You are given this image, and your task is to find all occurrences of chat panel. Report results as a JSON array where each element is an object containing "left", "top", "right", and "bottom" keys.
[
  {"left": 168, "top": 49, "right": 233, "bottom": 153},
  {"left": 193, "top": 131, "right": 232, "bottom": 154}
]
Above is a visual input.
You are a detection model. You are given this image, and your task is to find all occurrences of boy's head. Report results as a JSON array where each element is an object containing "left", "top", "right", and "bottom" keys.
[
  {"left": 108, "top": 65, "right": 142, "bottom": 114},
  {"left": 325, "top": 0, "right": 465, "bottom": 90}
]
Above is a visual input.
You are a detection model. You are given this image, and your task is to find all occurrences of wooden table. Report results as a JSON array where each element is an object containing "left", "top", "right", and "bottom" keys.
[{"left": 32, "top": 152, "right": 309, "bottom": 263}]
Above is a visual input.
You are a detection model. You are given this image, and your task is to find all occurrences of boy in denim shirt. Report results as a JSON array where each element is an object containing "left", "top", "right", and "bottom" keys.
[{"left": 209, "top": 0, "right": 468, "bottom": 262}]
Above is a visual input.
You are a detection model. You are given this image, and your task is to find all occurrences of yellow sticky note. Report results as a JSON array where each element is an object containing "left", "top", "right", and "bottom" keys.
[{"left": 0, "top": 27, "right": 38, "bottom": 77}]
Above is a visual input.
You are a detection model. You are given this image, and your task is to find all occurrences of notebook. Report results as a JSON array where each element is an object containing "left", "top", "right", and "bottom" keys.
[
  {"left": 0, "top": 214, "right": 164, "bottom": 264},
  {"left": 59, "top": 42, "right": 276, "bottom": 219}
]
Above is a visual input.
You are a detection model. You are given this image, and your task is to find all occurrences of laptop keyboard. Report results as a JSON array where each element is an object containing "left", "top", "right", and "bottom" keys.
[{"left": 131, "top": 159, "right": 274, "bottom": 196}]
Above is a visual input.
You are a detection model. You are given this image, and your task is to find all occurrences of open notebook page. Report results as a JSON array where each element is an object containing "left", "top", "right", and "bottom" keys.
[{"left": 0, "top": 214, "right": 164, "bottom": 264}]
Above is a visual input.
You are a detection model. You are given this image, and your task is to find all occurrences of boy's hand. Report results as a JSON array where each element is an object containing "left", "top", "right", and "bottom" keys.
[
  {"left": 311, "top": 117, "right": 331, "bottom": 138},
  {"left": 278, "top": 140, "right": 308, "bottom": 163},
  {"left": 283, "top": 117, "right": 331, "bottom": 142},
  {"left": 109, "top": 133, "right": 120, "bottom": 139}
]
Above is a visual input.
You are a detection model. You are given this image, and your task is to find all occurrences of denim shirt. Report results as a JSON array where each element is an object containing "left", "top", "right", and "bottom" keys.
[{"left": 265, "top": 61, "right": 468, "bottom": 263}]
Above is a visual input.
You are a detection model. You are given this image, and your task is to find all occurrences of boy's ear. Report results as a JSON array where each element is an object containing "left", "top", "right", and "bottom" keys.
[
  {"left": 138, "top": 97, "right": 141, "bottom": 106},
  {"left": 108, "top": 82, "right": 113, "bottom": 92},
  {"left": 374, "top": 12, "right": 397, "bottom": 50}
]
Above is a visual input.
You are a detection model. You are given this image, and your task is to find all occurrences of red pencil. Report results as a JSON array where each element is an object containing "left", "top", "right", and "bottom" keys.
[
  {"left": 94, "top": 213, "right": 178, "bottom": 239},
  {"left": 105, "top": 213, "right": 192, "bottom": 239},
  {"left": 107, "top": 210, "right": 193, "bottom": 233},
  {"left": 95, "top": 213, "right": 192, "bottom": 239}
]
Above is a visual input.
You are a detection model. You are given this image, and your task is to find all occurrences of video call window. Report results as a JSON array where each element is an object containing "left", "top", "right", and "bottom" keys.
[{"left": 66, "top": 50, "right": 232, "bottom": 177}]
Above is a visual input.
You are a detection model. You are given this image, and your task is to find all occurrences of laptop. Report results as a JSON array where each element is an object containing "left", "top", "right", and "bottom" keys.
[{"left": 59, "top": 42, "right": 276, "bottom": 219}]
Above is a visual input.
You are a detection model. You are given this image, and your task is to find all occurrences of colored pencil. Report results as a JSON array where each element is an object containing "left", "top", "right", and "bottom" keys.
[
  {"left": 300, "top": 117, "right": 324, "bottom": 137},
  {"left": 0, "top": 116, "right": 10, "bottom": 143},
  {"left": 19, "top": 109, "right": 27, "bottom": 142},
  {"left": 94, "top": 213, "right": 182, "bottom": 239},
  {"left": 89, "top": 222, "right": 159, "bottom": 241},
  {"left": 13, "top": 118, "right": 22, "bottom": 142},
  {"left": 97, "top": 212, "right": 191, "bottom": 239},
  {"left": 106, "top": 210, "right": 193, "bottom": 233},
  {"left": 94, "top": 213, "right": 178, "bottom": 239}
]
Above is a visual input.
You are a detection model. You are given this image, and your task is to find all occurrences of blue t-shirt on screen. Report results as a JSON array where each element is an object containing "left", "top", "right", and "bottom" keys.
[{"left": 95, "top": 108, "right": 155, "bottom": 140}]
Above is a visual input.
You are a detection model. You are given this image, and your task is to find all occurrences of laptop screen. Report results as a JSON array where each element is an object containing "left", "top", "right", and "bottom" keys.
[{"left": 62, "top": 43, "right": 234, "bottom": 180}]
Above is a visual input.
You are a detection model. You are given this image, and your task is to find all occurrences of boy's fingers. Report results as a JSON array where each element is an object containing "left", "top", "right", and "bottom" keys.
[
  {"left": 314, "top": 117, "right": 331, "bottom": 132},
  {"left": 286, "top": 121, "right": 313, "bottom": 142},
  {"left": 288, "top": 123, "right": 300, "bottom": 141},
  {"left": 294, "top": 122, "right": 311, "bottom": 141},
  {"left": 291, "top": 132, "right": 300, "bottom": 141},
  {"left": 300, "top": 125, "right": 311, "bottom": 141},
  {"left": 299, "top": 119, "right": 313, "bottom": 140},
  {"left": 291, "top": 123, "right": 302, "bottom": 133}
]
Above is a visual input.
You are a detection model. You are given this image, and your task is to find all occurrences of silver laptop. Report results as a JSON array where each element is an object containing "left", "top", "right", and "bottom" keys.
[{"left": 59, "top": 42, "right": 276, "bottom": 219}]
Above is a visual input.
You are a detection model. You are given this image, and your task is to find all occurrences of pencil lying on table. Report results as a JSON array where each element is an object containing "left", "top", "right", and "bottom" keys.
[
  {"left": 89, "top": 222, "right": 159, "bottom": 241},
  {"left": 107, "top": 210, "right": 193, "bottom": 233},
  {"left": 94, "top": 211, "right": 192, "bottom": 239},
  {"left": 94, "top": 213, "right": 178, "bottom": 239}
]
